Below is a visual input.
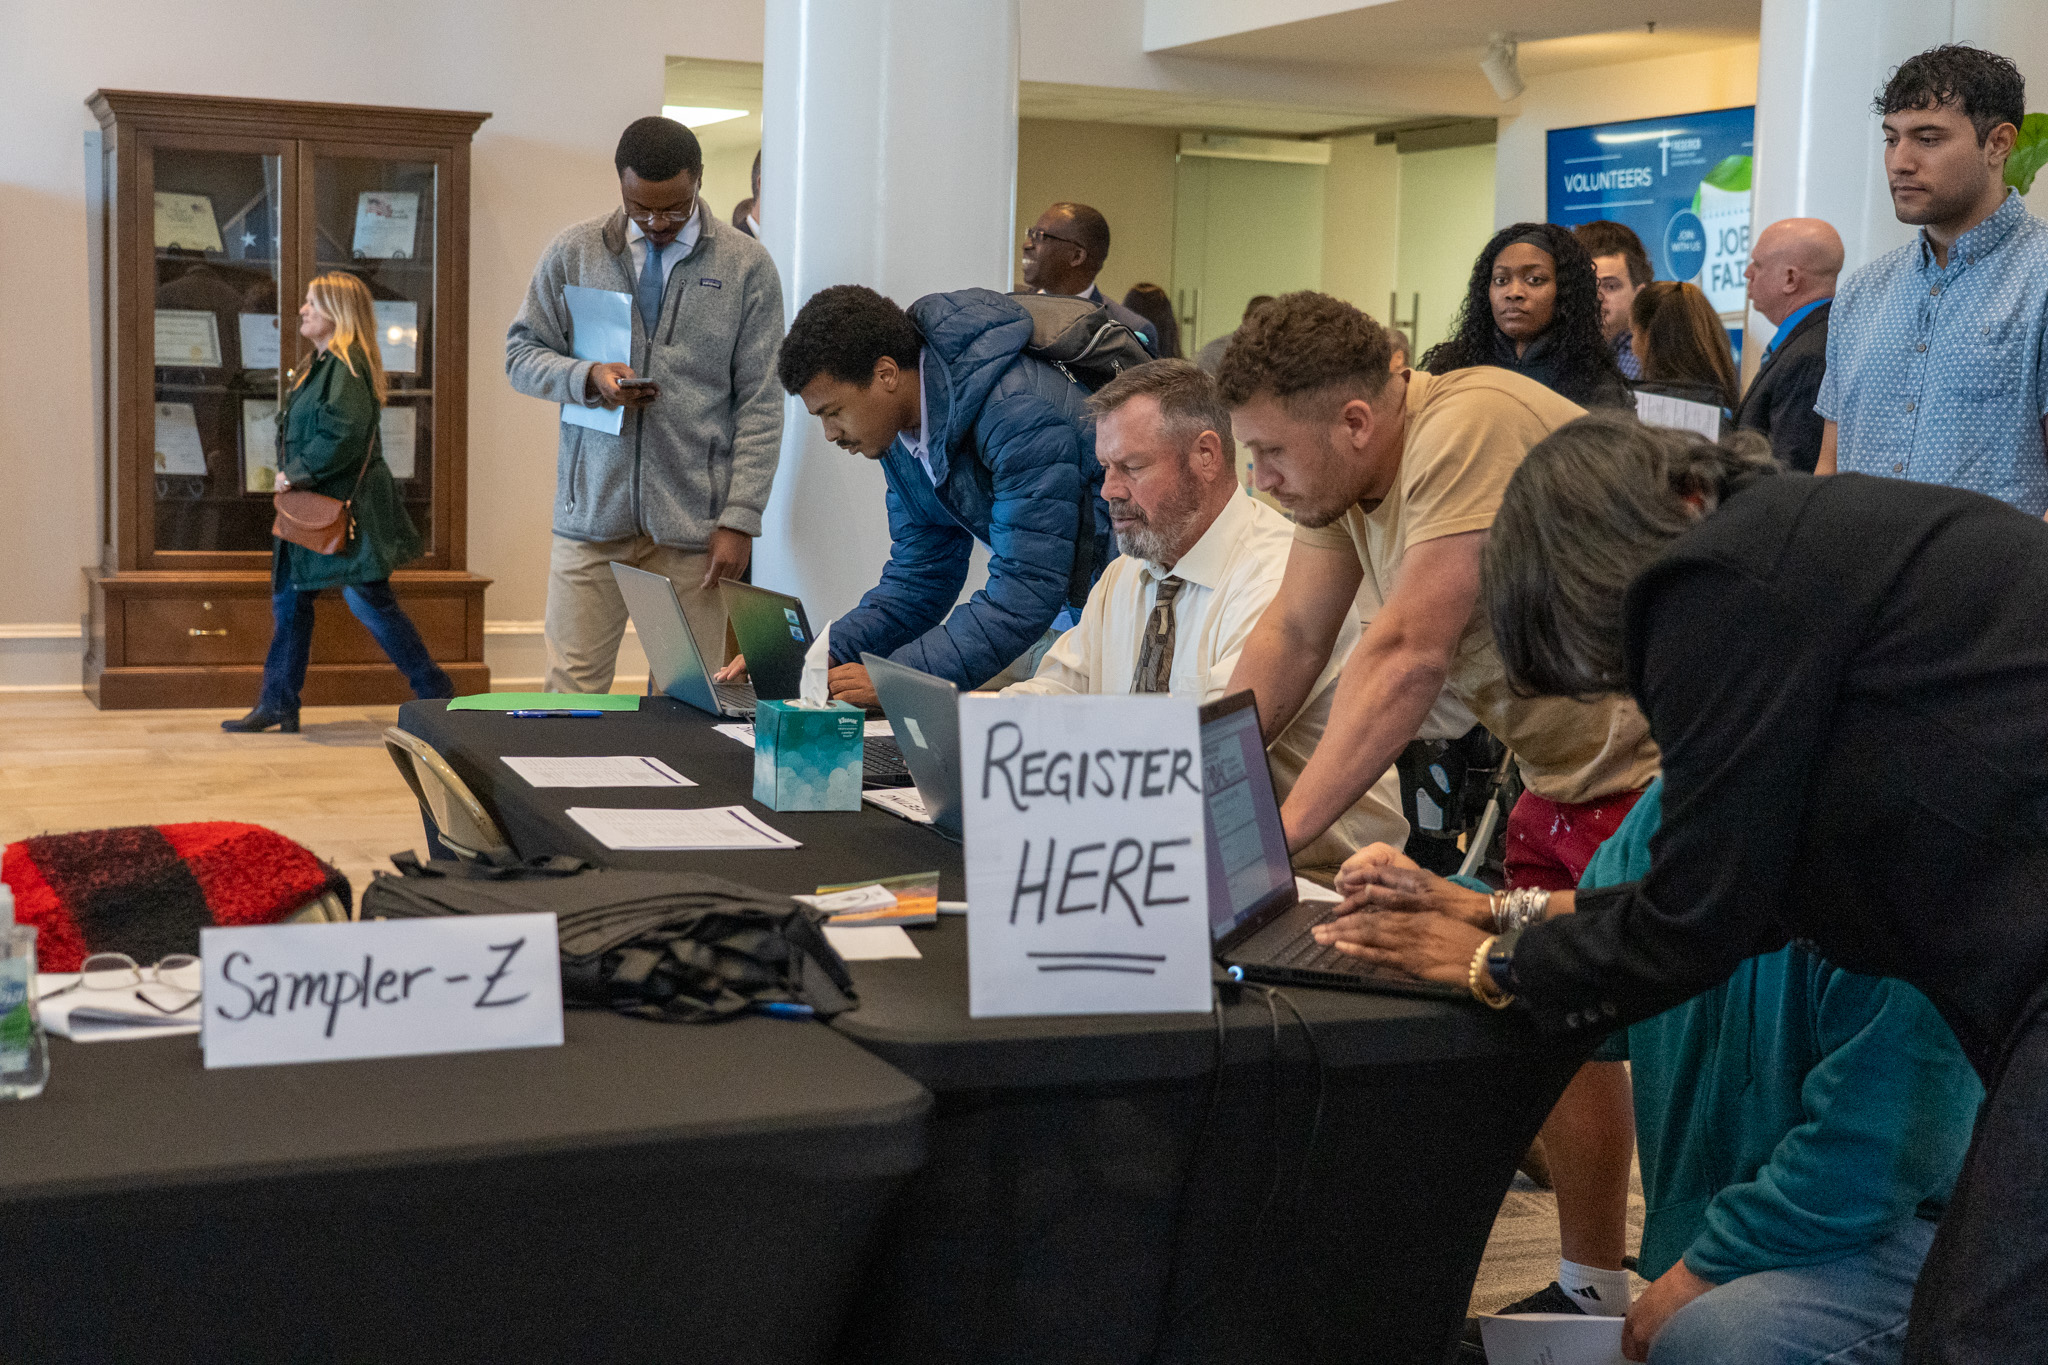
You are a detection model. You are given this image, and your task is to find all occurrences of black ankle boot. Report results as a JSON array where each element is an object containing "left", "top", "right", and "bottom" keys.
[{"left": 221, "top": 707, "right": 299, "bottom": 734}]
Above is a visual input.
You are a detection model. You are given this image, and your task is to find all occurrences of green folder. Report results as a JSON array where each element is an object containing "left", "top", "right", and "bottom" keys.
[{"left": 447, "top": 692, "right": 641, "bottom": 712}]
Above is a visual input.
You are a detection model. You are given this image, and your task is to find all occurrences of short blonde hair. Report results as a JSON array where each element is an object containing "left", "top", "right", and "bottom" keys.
[{"left": 296, "top": 271, "right": 388, "bottom": 403}]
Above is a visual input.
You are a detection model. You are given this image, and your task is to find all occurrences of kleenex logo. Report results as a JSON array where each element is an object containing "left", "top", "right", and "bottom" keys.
[{"left": 698, "top": 277, "right": 723, "bottom": 289}]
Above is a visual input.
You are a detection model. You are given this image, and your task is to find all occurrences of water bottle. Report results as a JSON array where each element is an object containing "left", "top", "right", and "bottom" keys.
[{"left": 0, "top": 881, "right": 49, "bottom": 1100}]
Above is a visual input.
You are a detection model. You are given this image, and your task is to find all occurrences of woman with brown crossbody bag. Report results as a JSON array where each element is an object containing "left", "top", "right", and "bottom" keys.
[{"left": 222, "top": 272, "right": 453, "bottom": 733}]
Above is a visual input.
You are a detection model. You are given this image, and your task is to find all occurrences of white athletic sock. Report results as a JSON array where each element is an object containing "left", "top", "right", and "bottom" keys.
[{"left": 1557, "top": 1258, "right": 1631, "bottom": 1316}]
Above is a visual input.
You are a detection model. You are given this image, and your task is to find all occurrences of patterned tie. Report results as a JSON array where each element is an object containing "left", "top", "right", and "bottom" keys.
[
  {"left": 1132, "top": 575, "right": 1185, "bottom": 694},
  {"left": 636, "top": 235, "right": 666, "bottom": 331}
]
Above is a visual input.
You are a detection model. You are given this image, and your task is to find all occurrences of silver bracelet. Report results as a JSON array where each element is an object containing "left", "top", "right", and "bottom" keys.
[{"left": 1491, "top": 886, "right": 1551, "bottom": 934}]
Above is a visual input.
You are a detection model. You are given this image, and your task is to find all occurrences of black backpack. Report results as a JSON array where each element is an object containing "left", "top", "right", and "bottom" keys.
[{"left": 1007, "top": 292, "right": 1153, "bottom": 392}]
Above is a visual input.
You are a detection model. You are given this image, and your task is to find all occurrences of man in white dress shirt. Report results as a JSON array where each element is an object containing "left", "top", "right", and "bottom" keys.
[{"left": 1005, "top": 360, "right": 1407, "bottom": 871}]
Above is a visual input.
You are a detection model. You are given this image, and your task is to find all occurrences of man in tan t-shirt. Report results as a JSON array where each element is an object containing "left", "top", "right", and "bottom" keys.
[{"left": 1219, "top": 291, "right": 1657, "bottom": 1321}]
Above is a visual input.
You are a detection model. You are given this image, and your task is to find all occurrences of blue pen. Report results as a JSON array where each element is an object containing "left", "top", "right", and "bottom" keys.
[
  {"left": 506, "top": 709, "right": 606, "bottom": 718},
  {"left": 755, "top": 1001, "right": 816, "bottom": 1019}
]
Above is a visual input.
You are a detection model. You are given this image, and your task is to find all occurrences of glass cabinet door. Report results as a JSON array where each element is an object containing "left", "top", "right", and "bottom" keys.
[
  {"left": 146, "top": 142, "right": 286, "bottom": 555},
  {"left": 307, "top": 148, "right": 442, "bottom": 559}
]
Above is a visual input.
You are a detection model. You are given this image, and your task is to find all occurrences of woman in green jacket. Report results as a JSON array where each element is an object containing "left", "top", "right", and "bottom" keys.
[{"left": 224, "top": 272, "right": 451, "bottom": 732}]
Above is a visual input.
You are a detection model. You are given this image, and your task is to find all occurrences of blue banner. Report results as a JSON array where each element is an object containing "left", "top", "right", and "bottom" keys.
[{"left": 1547, "top": 107, "right": 1755, "bottom": 322}]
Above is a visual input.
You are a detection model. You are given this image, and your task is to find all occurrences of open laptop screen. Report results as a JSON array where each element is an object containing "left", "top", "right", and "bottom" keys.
[{"left": 1200, "top": 692, "right": 1296, "bottom": 942}]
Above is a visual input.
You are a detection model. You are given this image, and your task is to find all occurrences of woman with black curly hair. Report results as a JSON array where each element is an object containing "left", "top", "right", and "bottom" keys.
[{"left": 1422, "top": 222, "right": 1633, "bottom": 410}]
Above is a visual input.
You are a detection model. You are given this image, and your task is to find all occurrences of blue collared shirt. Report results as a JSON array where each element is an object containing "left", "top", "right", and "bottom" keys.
[
  {"left": 1817, "top": 190, "right": 2048, "bottom": 515},
  {"left": 1765, "top": 297, "right": 1830, "bottom": 359},
  {"left": 1612, "top": 329, "right": 1642, "bottom": 381}
]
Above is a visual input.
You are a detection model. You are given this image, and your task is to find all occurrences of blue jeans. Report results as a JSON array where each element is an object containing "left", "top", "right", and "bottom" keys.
[
  {"left": 1649, "top": 1218, "right": 1935, "bottom": 1365},
  {"left": 259, "top": 578, "right": 453, "bottom": 714}
]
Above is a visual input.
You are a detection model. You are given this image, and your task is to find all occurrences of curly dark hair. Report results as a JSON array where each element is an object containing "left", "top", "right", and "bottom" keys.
[
  {"left": 777, "top": 285, "right": 924, "bottom": 395},
  {"left": 1878, "top": 44, "right": 2024, "bottom": 145},
  {"left": 614, "top": 116, "right": 702, "bottom": 182},
  {"left": 1214, "top": 291, "right": 1393, "bottom": 411},
  {"left": 1421, "top": 222, "right": 1623, "bottom": 408}
]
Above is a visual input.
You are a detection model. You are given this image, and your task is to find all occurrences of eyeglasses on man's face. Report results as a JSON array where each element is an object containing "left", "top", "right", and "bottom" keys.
[
  {"left": 627, "top": 202, "right": 696, "bottom": 227},
  {"left": 1023, "top": 226, "right": 1083, "bottom": 251}
]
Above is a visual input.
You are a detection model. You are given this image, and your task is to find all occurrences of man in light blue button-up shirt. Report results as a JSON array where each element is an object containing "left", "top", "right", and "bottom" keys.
[{"left": 1816, "top": 45, "right": 2048, "bottom": 518}]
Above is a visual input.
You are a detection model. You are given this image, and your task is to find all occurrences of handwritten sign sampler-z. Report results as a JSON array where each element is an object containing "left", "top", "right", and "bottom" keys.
[
  {"left": 964, "top": 694, "right": 1211, "bottom": 1018},
  {"left": 199, "top": 913, "right": 565, "bottom": 1069}
]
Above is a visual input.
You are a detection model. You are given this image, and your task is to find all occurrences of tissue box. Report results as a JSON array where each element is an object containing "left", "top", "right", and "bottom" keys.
[{"left": 752, "top": 700, "right": 864, "bottom": 811}]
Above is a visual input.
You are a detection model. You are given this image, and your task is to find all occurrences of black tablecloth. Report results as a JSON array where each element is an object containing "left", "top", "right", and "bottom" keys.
[
  {"left": 0, "top": 989, "right": 928, "bottom": 1364},
  {"left": 400, "top": 699, "right": 1590, "bottom": 1364}
]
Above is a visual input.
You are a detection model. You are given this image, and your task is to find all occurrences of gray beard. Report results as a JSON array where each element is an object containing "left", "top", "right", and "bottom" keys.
[{"left": 1114, "top": 521, "right": 1176, "bottom": 562}]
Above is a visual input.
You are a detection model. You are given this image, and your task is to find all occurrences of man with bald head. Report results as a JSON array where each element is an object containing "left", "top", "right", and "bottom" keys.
[
  {"left": 1736, "top": 217, "right": 1843, "bottom": 471},
  {"left": 1020, "top": 201, "right": 1161, "bottom": 354}
]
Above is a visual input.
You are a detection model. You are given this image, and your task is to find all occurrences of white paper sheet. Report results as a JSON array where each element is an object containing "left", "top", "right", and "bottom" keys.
[
  {"left": 154, "top": 309, "right": 222, "bottom": 367},
  {"left": 352, "top": 190, "right": 420, "bottom": 259},
  {"left": 863, "top": 785, "right": 931, "bottom": 824},
  {"left": 562, "top": 285, "right": 632, "bottom": 436},
  {"left": 1295, "top": 877, "right": 1345, "bottom": 905},
  {"left": 1478, "top": 1313, "right": 1626, "bottom": 1365},
  {"left": 501, "top": 755, "right": 695, "bottom": 788},
  {"left": 36, "top": 975, "right": 201, "bottom": 1043},
  {"left": 380, "top": 405, "right": 417, "bottom": 480},
  {"left": 241, "top": 398, "right": 279, "bottom": 492},
  {"left": 565, "top": 805, "right": 799, "bottom": 851},
  {"left": 153, "top": 402, "right": 207, "bottom": 475},
  {"left": 822, "top": 925, "right": 923, "bottom": 961},
  {"left": 1633, "top": 390, "right": 1722, "bottom": 440},
  {"left": 373, "top": 299, "right": 419, "bottom": 374},
  {"left": 237, "top": 312, "right": 281, "bottom": 369}
]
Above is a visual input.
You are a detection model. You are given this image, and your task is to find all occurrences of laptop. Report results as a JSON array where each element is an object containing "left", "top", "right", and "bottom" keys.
[
  {"left": 611, "top": 562, "right": 756, "bottom": 718},
  {"left": 719, "top": 580, "right": 912, "bottom": 786},
  {"left": 1202, "top": 690, "right": 1466, "bottom": 1001},
  {"left": 862, "top": 654, "right": 964, "bottom": 841}
]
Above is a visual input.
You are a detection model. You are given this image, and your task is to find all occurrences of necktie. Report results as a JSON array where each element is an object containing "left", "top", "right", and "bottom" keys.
[
  {"left": 1132, "top": 576, "right": 1185, "bottom": 694},
  {"left": 637, "top": 236, "right": 666, "bottom": 332}
]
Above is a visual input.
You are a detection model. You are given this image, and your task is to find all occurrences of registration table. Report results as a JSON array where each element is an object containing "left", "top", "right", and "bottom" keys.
[
  {"left": 400, "top": 698, "right": 1592, "bottom": 1365},
  {"left": 0, "top": 998, "right": 929, "bottom": 1364}
]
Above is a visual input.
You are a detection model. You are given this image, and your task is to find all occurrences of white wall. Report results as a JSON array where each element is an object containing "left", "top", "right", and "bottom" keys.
[
  {"left": 1493, "top": 43, "right": 1762, "bottom": 229},
  {"left": 0, "top": 0, "right": 766, "bottom": 689}
]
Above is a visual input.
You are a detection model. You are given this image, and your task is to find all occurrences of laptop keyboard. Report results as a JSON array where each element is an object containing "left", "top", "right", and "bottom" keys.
[
  {"left": 1267, "top": 917, "right": 1359, "bottom": 975},
  {"left": 863, "top": 736, "right": 913, "bottom": 786},
  {"left": 714, "top": 683, "right": 757, "bottom": 714}
]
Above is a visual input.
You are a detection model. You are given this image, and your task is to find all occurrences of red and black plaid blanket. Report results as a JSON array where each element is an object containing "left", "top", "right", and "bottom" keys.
[{"left": 1, "top": 823, "right": 350, "bottom": 972}]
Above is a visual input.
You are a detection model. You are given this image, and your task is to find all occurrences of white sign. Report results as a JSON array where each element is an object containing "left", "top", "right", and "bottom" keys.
[
  {"left": 1633, "top": 389, "right": 1722, "bottom": 440},
  {"left": 963, "top": 694, "right": 1212, "bottom": 1018},
  {"left": 353, "top": 190, "right": 420, "bottom": 259},
  {"left": 237, "top": 312, "right": 281, "bottom": 370},
  {"left": 199, "top": 913, "right": 564, "bottom": 1069}
]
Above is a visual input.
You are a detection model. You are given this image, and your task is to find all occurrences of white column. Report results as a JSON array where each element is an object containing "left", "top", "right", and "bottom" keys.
[
  {"left": 1748, "top": 0, "right": 2045, "bottom": 358},
  {"left": 755, "top": 0, "right": 1020, "bottom": 622}
]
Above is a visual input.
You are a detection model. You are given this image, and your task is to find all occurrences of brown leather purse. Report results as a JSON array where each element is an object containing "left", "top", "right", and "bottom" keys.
[{"left": 271, "top": 435, "right": 375, "bottom": 556}]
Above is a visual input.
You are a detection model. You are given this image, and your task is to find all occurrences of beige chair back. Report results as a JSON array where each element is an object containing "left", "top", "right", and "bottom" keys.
[{"left": 382, "top": 727, "right": 515, "bottom": 863}]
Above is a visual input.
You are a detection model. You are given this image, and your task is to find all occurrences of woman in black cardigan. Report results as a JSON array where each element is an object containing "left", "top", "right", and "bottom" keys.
[{"left": 1323, "top": 416, "right": 2048, "bottom": 1363}]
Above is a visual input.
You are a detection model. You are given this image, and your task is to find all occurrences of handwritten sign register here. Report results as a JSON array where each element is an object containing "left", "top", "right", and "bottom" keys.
[
  {"left": 199, "top": 914, "right": 564, "bottom": 1069},
  {"left": 964, "top": 694, "right": 1211, "bottom": 1018}
]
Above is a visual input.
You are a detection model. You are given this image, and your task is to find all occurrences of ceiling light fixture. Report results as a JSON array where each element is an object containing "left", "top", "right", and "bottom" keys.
[
  {"left": 1479, "top": 33, "right": 1524, "bottom": 102},
  {"left": 661, "top": 105, "right": 750, "bottom": 128}
]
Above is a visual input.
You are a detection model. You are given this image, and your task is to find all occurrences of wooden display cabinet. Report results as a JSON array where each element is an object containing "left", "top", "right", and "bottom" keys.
[{"left": 83, "top": 90, "right": 493, "bottom": 708}]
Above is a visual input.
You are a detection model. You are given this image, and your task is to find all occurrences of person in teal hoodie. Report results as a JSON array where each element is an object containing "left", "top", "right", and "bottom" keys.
[{"left": 1337, "top": 780, "right": 1983, "bottom": 1364}]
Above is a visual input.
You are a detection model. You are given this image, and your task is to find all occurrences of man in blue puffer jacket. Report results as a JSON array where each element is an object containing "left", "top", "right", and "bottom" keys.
[{"left": 773, "top": 284, "right": 1110, "bottom": 698}]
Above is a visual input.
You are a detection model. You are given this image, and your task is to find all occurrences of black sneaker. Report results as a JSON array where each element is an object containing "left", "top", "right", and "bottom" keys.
[{"left": 1455, "top": 1282, "right": 1590, "bottom": 1362}]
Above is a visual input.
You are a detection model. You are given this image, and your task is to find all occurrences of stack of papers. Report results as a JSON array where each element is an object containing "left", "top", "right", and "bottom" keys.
[
  {"left": 795, "top": 871, "right": 941, "bottom": 927},
  {"left": 863, "top": 786, "right": 931, "bottom": 824},
  {"left": 36, "top": 977, "right": 201, "bottom": 1043},
  {"left": 565, "top": 805, "right": 800, "bottom": 851},
  {"left": 502, "top": 755, "right": 694, "bottom": 788}
]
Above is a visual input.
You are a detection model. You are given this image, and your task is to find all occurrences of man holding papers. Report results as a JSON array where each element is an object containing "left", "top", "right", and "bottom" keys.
[{"left": 507, "top": 116, "right": 785, "bottom": 693}]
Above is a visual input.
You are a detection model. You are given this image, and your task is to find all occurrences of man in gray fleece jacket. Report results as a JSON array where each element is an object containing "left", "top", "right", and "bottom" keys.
[{"left": 507, "top": 116, "right": 784, "bottom": 692}]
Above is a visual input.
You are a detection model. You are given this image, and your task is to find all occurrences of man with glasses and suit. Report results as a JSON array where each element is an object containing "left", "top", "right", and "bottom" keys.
[{"left": 507, "top": 116, "right": 785, "bottom": 693}]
